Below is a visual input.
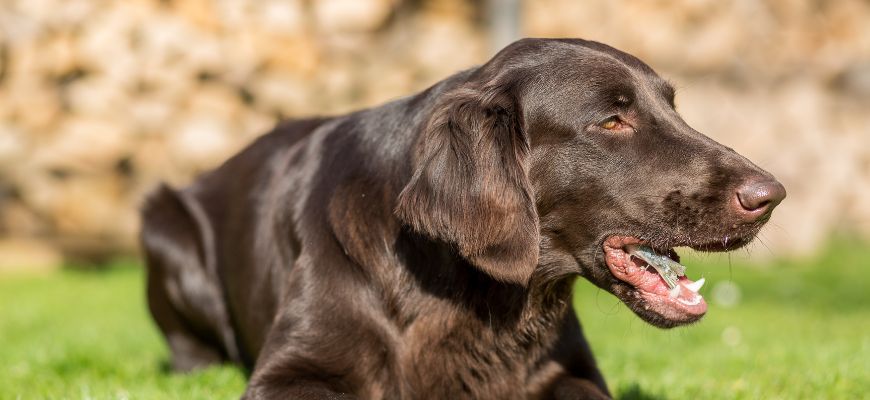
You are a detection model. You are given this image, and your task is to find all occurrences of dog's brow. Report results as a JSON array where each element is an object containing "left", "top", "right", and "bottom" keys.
[{"left": 659, "top": 81, "right": 676, "bottom": 104}]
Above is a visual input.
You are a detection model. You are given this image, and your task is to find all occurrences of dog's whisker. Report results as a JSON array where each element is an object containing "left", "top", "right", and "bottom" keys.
[
  {"left": 727, "top": 252, "right": 733, "bottom": 282},
  {"left": 755, "top": 230, "right": 777, "bottom": 258}
]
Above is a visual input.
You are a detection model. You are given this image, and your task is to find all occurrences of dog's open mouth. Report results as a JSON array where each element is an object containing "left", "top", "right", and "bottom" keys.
[{"left": 603, "top": 236, "right": 708, "bottom": 324}]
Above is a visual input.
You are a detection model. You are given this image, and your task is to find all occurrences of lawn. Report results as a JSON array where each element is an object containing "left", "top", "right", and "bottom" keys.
[{"left": 1, "top": 242, "right": 867, "bottom": 399}]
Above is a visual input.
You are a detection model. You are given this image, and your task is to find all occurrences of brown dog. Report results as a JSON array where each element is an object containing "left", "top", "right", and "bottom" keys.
[{"left": 141, "top": 38, "right": 785, "bottom": 399}]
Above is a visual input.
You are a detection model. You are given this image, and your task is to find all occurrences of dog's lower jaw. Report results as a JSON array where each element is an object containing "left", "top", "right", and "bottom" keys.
[{"left": 617, "top": 283, "right": 707, "bottom": 328}]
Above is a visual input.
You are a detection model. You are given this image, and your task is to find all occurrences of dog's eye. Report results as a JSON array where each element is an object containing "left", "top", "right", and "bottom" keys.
[{"left": 600, "top": 116, "right": 623, "bottom": 130}]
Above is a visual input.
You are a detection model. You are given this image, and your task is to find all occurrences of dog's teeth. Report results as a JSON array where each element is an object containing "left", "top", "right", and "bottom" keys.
[
  {"left": 684, "top": 278, "right": 705, "bottom": 293},
  {"left": 677, "top": 295, "right": 702, "bottom": 306},
  {"left": 669, "top": 285, "right": 681, "bottom": 299}
]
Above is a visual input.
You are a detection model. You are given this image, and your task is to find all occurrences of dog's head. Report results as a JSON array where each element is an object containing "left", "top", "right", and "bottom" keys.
[{"left": 396, "top": 38, "right": 785, "bottom": 327}]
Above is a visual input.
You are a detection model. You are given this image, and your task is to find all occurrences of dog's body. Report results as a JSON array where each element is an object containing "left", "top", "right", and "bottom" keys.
[{"left": 141, "top": 39, "right": 784, "bottom": 399}]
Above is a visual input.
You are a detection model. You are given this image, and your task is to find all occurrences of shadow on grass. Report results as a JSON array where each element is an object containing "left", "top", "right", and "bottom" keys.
[
  {"left": 157, "top": 358, "right": 252, "bottom": 380},
  {"left": 617, "top": 383, "right": 667, "bottom": 400}
]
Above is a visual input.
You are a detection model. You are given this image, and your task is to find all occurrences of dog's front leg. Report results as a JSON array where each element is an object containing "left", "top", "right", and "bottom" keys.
[
  {"left": 242, "top": 303, "right": 386, "bottom": 400},
  {"left": 243, "top": 377, "right": 357, "bottom": 400},
  {"left": 242, "top": 333, "right": 367, "bottom": 400},
  {"left": 539, "top": 309, "right": 611, "bottom": 400}
]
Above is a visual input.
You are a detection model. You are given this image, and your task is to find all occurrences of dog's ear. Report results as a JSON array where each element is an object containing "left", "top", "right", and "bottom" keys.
[{"left": 396, "top": 82, "right": 539, "bottom": 286}]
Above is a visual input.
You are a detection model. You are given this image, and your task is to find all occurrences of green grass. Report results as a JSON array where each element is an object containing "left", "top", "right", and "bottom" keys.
[
  {"left": 0, "top": 263, "right": 246, "bottom": 399},
  {"left": 1, "top": 243, "right": 868, "bottom": 399}
]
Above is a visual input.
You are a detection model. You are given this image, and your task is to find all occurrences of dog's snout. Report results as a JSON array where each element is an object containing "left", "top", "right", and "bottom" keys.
[{"left": 734, "top": 178, "right": 786, "bottom": 221}]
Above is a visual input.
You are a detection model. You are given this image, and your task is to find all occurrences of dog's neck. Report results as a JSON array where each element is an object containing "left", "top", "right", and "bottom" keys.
[{"left": 328, "top": 190, "right": 577, "bottom": 331}]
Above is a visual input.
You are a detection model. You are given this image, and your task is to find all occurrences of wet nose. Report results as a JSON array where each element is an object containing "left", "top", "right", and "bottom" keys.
[{"left": 734, "top": 178, "right": 786, "bottom": 221}]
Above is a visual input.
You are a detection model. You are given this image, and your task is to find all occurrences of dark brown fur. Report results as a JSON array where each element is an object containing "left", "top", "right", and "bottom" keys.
[{"left": 141, "top": 38, "right": 782, "bottom": 399}]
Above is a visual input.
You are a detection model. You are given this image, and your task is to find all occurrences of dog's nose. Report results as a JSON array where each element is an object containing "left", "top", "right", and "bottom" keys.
[{"left": 734, "top": 178, "right": 786, "bottom": 221}]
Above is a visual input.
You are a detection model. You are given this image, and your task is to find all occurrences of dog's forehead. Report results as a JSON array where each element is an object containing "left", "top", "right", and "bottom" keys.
[
  {"left": 495, "top": 39, "right": 678, "bottom": 111},
  {"left": 490, "top": 39, "right": 674, "bottom": 93},
  {"left": 563, "top": 48, "right": 674, "bottom": 102}
]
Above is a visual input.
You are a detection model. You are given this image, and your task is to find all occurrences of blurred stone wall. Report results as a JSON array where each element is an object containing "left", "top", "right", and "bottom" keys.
[{"left": 0, "top": 0, "right": 867, "bottom": 269}]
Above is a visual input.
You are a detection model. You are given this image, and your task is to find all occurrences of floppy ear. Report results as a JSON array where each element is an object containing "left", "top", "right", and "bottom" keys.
[{"left": 396, "top": 83, "right": 539, "bottom": 286}]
